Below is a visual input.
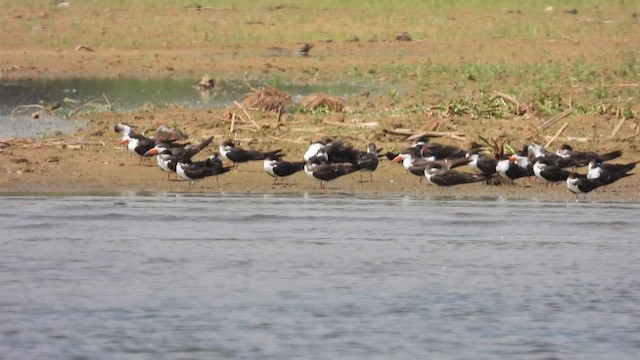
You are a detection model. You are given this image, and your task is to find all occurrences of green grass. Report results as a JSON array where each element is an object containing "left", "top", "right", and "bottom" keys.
[{"left": 4, "top": 0, "right": 639, "bottom": 47}]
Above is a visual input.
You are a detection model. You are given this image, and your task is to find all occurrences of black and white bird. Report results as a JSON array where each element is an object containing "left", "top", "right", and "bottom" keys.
[
  {"left": 263, "top": 155, "right": 305, "bottom": 184},
  {"left": 556, "top": 144, "right": 622, "bottom": 166},
  {"left": 566, "top": 174, "right": 605, "bottom": 196},
  {"left": 467, "top": 152, "right": 498, "bottom": 176},
  {"left": 587, "top": 159, "right": 638, "bottom": 183},
  {"left": 303, "top": 137, "right": 334, "bottom": 162},
  {"left": 496, "top": 157, "right": 533, "bottom": 182},
  {"left": 533, "top": 157, "right": 571, "bottom": 185},
  {"left": 176, "top": 154, "right": 233, "bottom": 188},
  {"left": 144, "top": 137, "right": 214, "bottom": 179},
  {"left": 393, "top": 148, "right": 470, "bottom": 184},
  {"left": 355, "top": 143, "right": 380, "bottom": 182},
  {"left": 424, "top": 167, "right": 492, "bottom": 187},
  {"left": 219, "top": 140, "right": 283, "bottom": 168},
  {"left": 304, "top": 159, "right": 359, "bottom": 189}
]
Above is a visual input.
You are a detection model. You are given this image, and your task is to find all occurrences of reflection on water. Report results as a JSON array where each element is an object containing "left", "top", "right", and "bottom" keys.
[
  {"left": 0, "top": 78, "right": 365, "bottom": 112},
  {"left": 1, "top": 194, "right": 639, "bottom": 359},
  {"left": 0, "top": 77, "right": 366, "bottom": 138}
]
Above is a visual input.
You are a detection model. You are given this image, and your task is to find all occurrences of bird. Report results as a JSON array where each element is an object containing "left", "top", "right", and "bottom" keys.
[
  {"left": 467, "top": 152, "right": 498, "bottom": 176},
  {"left": 355, "top": 143, "right": 380, "bottom": 182},
  {"left": 263, "top": 155, "right": 305, "bottom": 185},
  {"left": 120, "top": 133, "right": 157, "bottom": 165},
  {"left": 587, "top": 159, "right": 639, "bottom": 182},
  {"left": 392, "top": 148, "right": 470, "bottom": 184},
  {"left": 555, "top": 144, "right": 622, "bottom": 167},
  {"left": 424, "top": 167, "right": 492, "bottom": 187},
  {"left": 176, "top": 154, "right": 233, "bottom": 188},
  {"left": 320, "top": 139, "right": 360, "bottom": 164},
  {"left": 115, "top": 123, "right": 185, "bottom": 165},
  {"left": 303, "top": 160, "right": 359, "bottom": 189},
  {"left": 144, "top": 136, "right": 213, "bottom": 177},
  {"left": 496, "top": 157, "right": 533, "bottom": 182},
  {"left": 565, "top": 171, "right": 634, "bottom": 197},
  {"left": 219, "top": 140, "right": 283, "bottom": 168},
  {"left": 421, "top": 142, "right": 468, "bottom": 160},
  {"left": 303, "top": 137, "right": 333, "bottom": 162},
  {"left": 533, "top": 157, "right": 571, "bottom": 185},
  {"left": 566, "top": 173, "right": 605, "bottom": 196}
]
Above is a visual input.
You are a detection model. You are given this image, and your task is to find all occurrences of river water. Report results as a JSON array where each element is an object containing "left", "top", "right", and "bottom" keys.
[
  {"left": 1, "top": 194, "right": 639, "bottom": 359},
  {"left": 0, "top": 78, "right": 365, "bottom": 138}
]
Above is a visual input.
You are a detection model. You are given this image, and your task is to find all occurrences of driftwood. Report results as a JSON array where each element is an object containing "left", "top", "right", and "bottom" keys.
[
  {"left": 544, "top": 122, "right": 569, "bottom": 148},
  {"left": 383, "top": 129, "right": 465, "bottom": 138},
  {"left": 543, "top": 135, "right": 590, "bottom": 143},
  {"left": 383, "top": 129, "right": 466, "bottom": 142},
  {"left": 538, "top": 108, "right": 573, "bottom": 130},
  {"left": 322, "top": 120, "right": 379, "bottom": 128},
  {"left": 233, "top": 101, "right": 261, "bottom": 129},
  {"left": 490, "top": 91, "right": 522, "bottom": 114},
  {"left": 75, "top": 45, "right": 94, "bottom": 52},
  {"left": 610, "top": 118, "right": 626, "bottom": 138}
]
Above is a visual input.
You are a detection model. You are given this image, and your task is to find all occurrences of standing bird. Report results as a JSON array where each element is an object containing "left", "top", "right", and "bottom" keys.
[
  {"left": 219, "top": 140, "right": 283, "bottom": 168},
  {"left": 355, "top": 143, "right": 380, "bottom": 182},
  {"left": 144, "top": 137, "right": 214, "bottom": 179},
  {"left": 587, "top": 159, "right": 639, "bottom": 182},
  {"left": 533, "top": 157, "right": 572, "bottom": 185},
  {"left": 392, "top": 148, "right": 470, "bottom": 184},
  {"left": 496, "top": 157, "right": 533, "bottom": 182},
  {"left": 566, "top": 174, "right": 605, "bottom": 196},
  {"left": 304, "top": 158, "right": 359, "bottom": 189},
  {"left": 176, "top": 155, "right": 234, "bottom": 188},
  {"left": 467, "top": 152, "right": 498, "bottom": 176},
  {"left": 263, "top": 155, "right": 305, "bottom": 185}
]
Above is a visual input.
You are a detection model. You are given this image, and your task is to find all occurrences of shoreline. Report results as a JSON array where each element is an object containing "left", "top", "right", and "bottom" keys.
[{"left": 2, "top": 155, "right": 638, "bottom": 202}]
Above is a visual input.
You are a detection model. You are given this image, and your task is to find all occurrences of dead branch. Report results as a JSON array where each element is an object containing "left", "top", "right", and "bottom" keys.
[
  {"left": 491, "top": 91, "right": 521, "bottom": 113},
  {"left": 610, "top": 118, "right": 626, "bottom": 138},
  {"left": 75, "top": 45, "right": 94, "bottom": 52},
  {"left": 233, "top": 101, "right": 261, "bottom": 129},
  {"left": 544, "top": 122, "right": 569, "bottom": 148},
  {"left": 229, "top": 113, "right": 236, "bottom": 134},
  {"left": 322, "top": 120, "right": 379, "bottom": 128},
  {"left": 538, "top": 108, "right": 573, "bottom": 130}
]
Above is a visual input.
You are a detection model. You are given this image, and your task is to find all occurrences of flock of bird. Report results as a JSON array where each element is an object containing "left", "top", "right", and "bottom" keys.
[{"left": 114, "top": 123, "right": 638, "bottom": 196}]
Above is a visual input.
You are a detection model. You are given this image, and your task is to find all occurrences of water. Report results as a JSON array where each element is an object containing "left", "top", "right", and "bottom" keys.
[
  {"left": 0, "top": 78, "right": 365, "bottom": 138},
  {"left": 1, "top": 194, "right": 639, "bottom": 359}
]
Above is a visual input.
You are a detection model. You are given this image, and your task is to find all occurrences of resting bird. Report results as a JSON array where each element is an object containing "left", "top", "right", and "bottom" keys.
[
  {"left": 424, "top": 167, "right": 492, "bottom": 187},
  {"left": 219, "top": 140, "right": 283, "bottom": 168},
  {"left": 263, "top": 155, "right": 305, "bottom": 185},
  {"left": 355, "top": 143, "right": 380, "bottom": 182},
  {"left": 176, "top": 154, "right": 233, "bottom": 188}
]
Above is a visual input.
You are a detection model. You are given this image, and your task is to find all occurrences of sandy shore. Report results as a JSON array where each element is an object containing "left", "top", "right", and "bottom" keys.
[{"left": 1, "top": 138, "right": 638, "bottom": 202}]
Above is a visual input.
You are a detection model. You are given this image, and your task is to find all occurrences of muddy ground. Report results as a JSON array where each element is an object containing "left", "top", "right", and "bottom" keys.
[{"left": 1, "top": 3, "right": 639, "bottom": 201}]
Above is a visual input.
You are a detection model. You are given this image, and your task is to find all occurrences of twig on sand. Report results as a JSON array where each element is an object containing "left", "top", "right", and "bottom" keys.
[
  {"left": 233, "top": 101, "right": 261, "bottom": 129},
  {"left": 383, "top": 129, "right": 466, "bottom": 141},
  {"left": 322, "top": 120, "right": 379, "bottom": 128},
  {"left": 229, "top": 113, "right": 236, "bottom": 134},
  {"left": 610, "top": 118, "right": 626, "bottom": 139},
  {"left": 538, "top": 108, "right": 573, "bottom": 131},
  {"left": 490, "top": 91, "right": 521, "bottom": 113},
  {"left": 544, "top": 122, "right": 569, "bottom": 148}
]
